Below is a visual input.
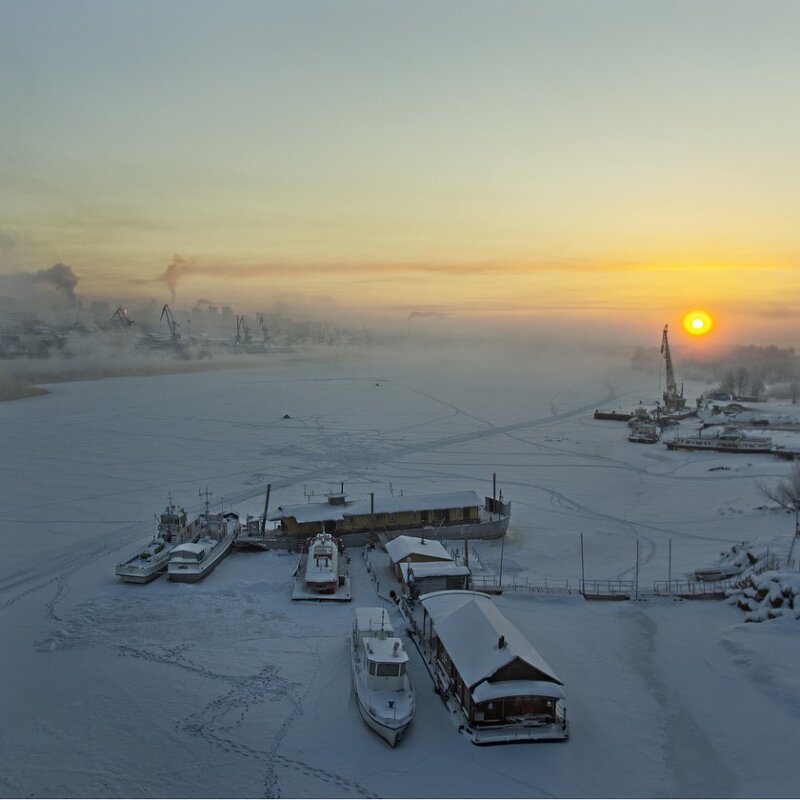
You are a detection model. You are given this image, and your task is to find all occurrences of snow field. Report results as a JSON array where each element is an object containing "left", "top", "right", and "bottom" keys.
[{"left": 2, "top": 346, "right": 800, "bottom": 797}]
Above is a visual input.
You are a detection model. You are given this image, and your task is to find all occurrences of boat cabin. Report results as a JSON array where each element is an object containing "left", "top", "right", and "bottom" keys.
[
  {"left": 170, "top": 542, "right": 207, "bottom": 563},
  {"left": 352, "top": 607, "right": 409, "bottom": 691}
]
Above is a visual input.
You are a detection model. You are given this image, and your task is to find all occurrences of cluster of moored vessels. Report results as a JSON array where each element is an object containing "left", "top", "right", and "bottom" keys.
[
  {"left": 116, "top": 482, "right": 512, "bottom": 584},
  {"left": 115, "top": 493, "right": 240, "bottom": 584}
]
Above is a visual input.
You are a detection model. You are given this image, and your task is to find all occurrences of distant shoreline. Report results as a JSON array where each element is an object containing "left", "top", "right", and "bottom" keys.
[
  {"left": 0, "top": 346, "right": 358, "bottom": 402},
  {"left": 0, "top": 380, "right": 50, "bottom": 402}
]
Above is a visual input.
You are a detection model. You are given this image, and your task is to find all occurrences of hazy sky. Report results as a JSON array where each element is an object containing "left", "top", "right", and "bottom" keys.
[{"left": 1, "top": 0, "right": 799, "bottom": 343}]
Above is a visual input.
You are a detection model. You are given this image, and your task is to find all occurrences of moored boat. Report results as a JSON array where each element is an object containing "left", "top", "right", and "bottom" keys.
[
  {"left": 351, "top": 607, "right": 415, "bottom": 746},
  {"left": 304, "top": 532, "right": 340, "bottom": 593},
  {"left": 666, "top": 426, "right": 773, "bottom": 453},
  {"left": 168, "top": 496, "right": 239, "bottom": 582},
  {"left": 628, "top": 418, "right": 660, "bottom": 444},
  {"left": 115, "top": 497, "right": 191, "bottom": 583}
]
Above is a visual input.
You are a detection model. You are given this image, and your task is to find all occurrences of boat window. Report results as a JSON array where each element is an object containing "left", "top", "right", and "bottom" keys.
[
  {"left": 376, "top": 662, "right": 401, "bottom": 677},
  {"left": 369, "top": 661, "right": 377, "bottom": 676}
]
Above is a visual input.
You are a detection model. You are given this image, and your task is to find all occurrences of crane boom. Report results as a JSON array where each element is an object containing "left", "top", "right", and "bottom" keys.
[
  {"left": 160, "top": 304, "right": 181, "bottom": 341},
  {"left": 660, "top": 324, "right": 685, "bottom": 412}
]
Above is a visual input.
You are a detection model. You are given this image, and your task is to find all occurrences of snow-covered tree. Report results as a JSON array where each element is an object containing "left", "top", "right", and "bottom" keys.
[{"left": 759, "top": 463, "right": 800, "bottom": 536}]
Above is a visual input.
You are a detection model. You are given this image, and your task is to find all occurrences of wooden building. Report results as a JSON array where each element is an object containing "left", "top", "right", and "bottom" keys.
[
  {"left": 269, "top": 491, "right": 483, "bottom": 538},
  {"left": 416, "top": 590, "right": 568, "bottom": 743},
  {"left": 384, "top": 535, "right": 453, "bottom": 580},
  {"left": 400, "top": 561, "right": 472, "bottom": 596}
]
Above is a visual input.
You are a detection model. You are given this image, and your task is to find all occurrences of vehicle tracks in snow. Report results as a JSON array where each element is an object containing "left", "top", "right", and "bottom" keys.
[{"left": 0, "top": 384, "right": 619, "bottom": 610}]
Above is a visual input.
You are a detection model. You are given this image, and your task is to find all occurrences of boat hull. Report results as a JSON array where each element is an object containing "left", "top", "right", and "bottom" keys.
[
  {"left": 350, "top": 655, "right": 412, "bottom": 747},
  {"left": 115, "top": 565, "right": 166, "bottom": 584},
  {"left": 168, "top": 538, "right": 233, "bottom": 583},
  {"left": 666, "top": 440, "right": 772, "bottom": 453}
]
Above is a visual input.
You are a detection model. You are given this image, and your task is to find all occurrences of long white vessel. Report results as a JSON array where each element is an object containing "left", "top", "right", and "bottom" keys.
[
  {"left": 115, "top": 498, "right": 191, "bottom": 583},
  {"left": 666, "top": 425, "right": 773, "bottom": 453},
  {"left": 304, "top": 532, "right": 339, "bottom": 593},
  {"left": 351, "top": 607, "right": 415, "bottom": 746},
  {"left": 168, "top": 497, "right": 239, "bottom": 583}
]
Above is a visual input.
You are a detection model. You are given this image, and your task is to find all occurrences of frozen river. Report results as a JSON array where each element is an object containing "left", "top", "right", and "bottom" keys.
[{"left": 1, "top": 344, "right": 799, "bottom": 798}]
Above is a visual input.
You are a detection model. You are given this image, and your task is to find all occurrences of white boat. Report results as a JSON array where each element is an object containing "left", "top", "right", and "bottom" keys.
[
  {"left": 168, "top": 498, "right": 239, "bottom": 583},
  {"left": 666, "top": 425, "right": 773, "bottom": 453},
  {"left": 115, "top": 497, "right": 191, "bottom": 583},
  {"left": 304, "top": 532, "right": 340, "bottom": 593},
  {"left": 628, "top": 418, "right": 660, "bottom": 444},
  {"left": 351, "top": 607, "right": 415, "bottom": 746}
]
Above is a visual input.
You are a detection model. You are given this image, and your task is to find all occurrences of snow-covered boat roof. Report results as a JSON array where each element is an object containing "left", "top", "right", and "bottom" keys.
[
  {"left": 385, "top": 535, "right": 452, "bottom": 564},
  {"left": 269, "top": 490, "right": 483, "bottom": 523},
  {"left": 363, "top": 635, "right": 409, "bottom": 663},
  {"left": 401, "top": 561, "right": 470, "bottom": 580},
  {"left": 355, "top": 607, "right": 394, "bottom": 635},
  {"left": 171, "top": 542, "right": 206, "bottom": 556},
  {"left": 419, "top": 591, "right": 562, "bottom": 689}
]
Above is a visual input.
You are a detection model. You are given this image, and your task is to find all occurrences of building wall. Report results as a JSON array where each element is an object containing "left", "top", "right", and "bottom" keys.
[
  {"left": 281, "top": 503, "right": 480, "bottom": 537},
  {"left": 426, "top": 629, "right": 559, "bottom": 727}
]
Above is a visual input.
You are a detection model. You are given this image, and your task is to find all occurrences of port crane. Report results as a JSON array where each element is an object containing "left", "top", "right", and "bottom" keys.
[
  {"left": 660, "top": 324, "right": 686, "bottom": 413},
  {"left": 235, "top": 315, "right": 253, "bottom": 345},
  {"left": 111, "top": 307, "right": 134, "bottom": 328},
  {"left": 160, "top": 304, "right": 181, "bottom": 341},
  {"left": 258, "top": 315, "right": 269, "bottom": 344}
]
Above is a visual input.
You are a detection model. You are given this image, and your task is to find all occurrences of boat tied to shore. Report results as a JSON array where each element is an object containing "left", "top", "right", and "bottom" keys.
[
  {"left": 115, "top": 497, "right": 192, "bottom": 583},
  {"left": 168, "top": 492, "right": 239, "bottom": 582},
  {"left": 351, "top": 607, "right": 415, "bottom": 746},
  {"left": 303, "top": 532, "right": 341, "bottom": 593},
  {"left": 666, "top": 425, "right": 773, "bottom": 454}
]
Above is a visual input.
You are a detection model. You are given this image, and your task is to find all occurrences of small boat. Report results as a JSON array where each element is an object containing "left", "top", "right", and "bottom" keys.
[
  {"left": 304, "top": 532, "right": 340, "bottom": 593},
  {"left": 168, "top": 496, "right": 239, "bottom": 583},
  {"left": 115, "top": 497, "right": 191, "bottom": 583},
  {"left": 628, "top": 418, "right": 660, "bottom": 444},
  {"left": 351, "top": 607, "right": 415, "bottom": 746}
]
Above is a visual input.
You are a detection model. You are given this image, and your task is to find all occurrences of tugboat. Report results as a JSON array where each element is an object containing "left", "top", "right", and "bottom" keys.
[
  {"left": 168, "top": 491, "right": 239, "bottom": 582},
  {"left": 351, "top": 607, "right": 415, "bottom": 746},
  {"left": 115, "top": 496, "right": 191, "bottom": 583}
]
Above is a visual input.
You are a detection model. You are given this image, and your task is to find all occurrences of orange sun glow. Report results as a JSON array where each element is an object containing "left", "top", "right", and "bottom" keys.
[{"left": 682, "top": 309, "right": 713, "bottom": 336}]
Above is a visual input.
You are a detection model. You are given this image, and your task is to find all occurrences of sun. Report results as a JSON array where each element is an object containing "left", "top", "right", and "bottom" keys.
[{"left": 682, "top": 309, "right": 713, "bottom": 336}]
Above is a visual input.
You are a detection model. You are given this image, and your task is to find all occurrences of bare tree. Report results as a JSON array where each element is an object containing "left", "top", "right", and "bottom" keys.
[{"left": 758, "top": 463, "right": 800, "bottom": 536}]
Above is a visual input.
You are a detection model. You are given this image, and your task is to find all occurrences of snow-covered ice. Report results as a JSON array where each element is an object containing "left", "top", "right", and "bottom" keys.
[{"left": 2, "top": 345, "right": 800, "bottom": 798}]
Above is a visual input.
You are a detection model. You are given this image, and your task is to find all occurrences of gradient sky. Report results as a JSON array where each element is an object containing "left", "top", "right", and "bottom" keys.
[{"left": 1, "top": 0, "right": 799, "bottom": 343}]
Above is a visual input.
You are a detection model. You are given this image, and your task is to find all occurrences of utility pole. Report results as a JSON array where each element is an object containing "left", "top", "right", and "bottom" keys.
[
  {"left": 635, "top": 538, "right": 640, "bottom": 601},
  {"left": 668, "top": 538, "right": 672, "bottom": 595},
  {"left": 580, "top": 533, "right": 586, "bottom": 597}
]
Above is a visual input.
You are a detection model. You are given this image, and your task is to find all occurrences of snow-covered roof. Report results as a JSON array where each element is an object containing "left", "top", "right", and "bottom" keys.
[
  {"left": 269, "top": 490, "right": 483, "bottom": 523},
  {"left": 420, "top": 591, "right": 562, "bottom": 689},
  {"left": 401, "top": 561, "right": 470, "bottom": 580},
  {"left": 354, "top": 607, "right": 394, "bottom": 636},
  {"left": 471, "top": 679, "right": 566, "bottom": 703},
  {"left": 385, "top": 535, "right": 452, "bottom": 564},
  {"left": 363, "top": 635, "right": 409, "bottom": 663},
  {"left": 171, "top": 542, "right": 206, "bottom": 556}
]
